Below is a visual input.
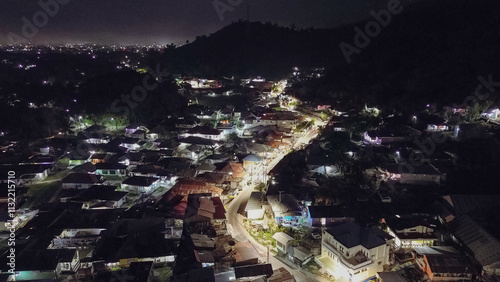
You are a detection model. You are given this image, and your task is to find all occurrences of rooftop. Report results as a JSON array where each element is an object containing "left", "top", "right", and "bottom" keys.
[
  {"left": 243, "top": 154, "right": 262, "bottom": 162},
  {"left": 325, "top": 222, "right": 390, "bottom": 250},
  {"left": 62, "top": 173, "right": 104, "bottom": 184},
  {"left": 166, "top": 179, "right": 223, "bottom": 201},
  {"left": 187, "top": 126, "right": 222, "bottom": 135},
  {"left": 122, "top": 176, "right": 159, "bottom": 186},
  {"left": 308, "top": 205, "right": 351, "bottom": 219},
  {"left": 272, "top": 232, "right": 293, "bottom": 243},
  {"left": 234, "top": 264, "right": 273, "bottom": 279}
]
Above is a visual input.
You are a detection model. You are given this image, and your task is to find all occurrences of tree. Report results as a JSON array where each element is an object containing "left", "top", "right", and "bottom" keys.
[
  {"left": 226, "top": 132, "right": 239, "bottom": 143},
  {"left": 466, "top": 103, "right": 481, "bottom": 122},
  {"left": 255, "top": 182, "right": 267, "bottom": 192}
]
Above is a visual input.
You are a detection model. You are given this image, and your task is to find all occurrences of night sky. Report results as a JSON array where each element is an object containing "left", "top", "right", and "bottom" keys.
[{"left": 1, "top": 0, "right": 416, "bottom": 45}]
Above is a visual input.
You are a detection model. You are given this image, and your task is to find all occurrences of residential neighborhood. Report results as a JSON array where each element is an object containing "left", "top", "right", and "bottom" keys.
[
  {"left": 1, "top": 61, "right": 500, "bottom": 282},
  {"left": 1, "top": 4, "right": 500, "bottom": 280}
]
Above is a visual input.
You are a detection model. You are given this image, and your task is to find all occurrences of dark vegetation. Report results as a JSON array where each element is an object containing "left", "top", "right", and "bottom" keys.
[
  {"left": 1, "top": 0, "right": 500, "bottom": 145},
  {"left": 156, "top": 0, "right": 500, "bottom": 113}
]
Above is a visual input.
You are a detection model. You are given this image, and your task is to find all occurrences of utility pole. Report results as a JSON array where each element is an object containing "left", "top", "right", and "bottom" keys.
[
  {"left": 267, "top": 245, "right": 270, "bottom": 264},
  {"left": 278, "top": 191, "right": 284, "bottom": 202}
]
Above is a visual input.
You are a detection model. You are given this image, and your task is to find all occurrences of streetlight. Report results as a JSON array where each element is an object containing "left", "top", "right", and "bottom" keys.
[{"left": 110, "top": 117, "right": 117, "bottom": 130}]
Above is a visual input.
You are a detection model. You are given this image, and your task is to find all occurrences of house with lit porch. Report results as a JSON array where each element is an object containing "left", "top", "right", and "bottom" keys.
[
  {"left": 267, "top": 193, "right": 304, "bottom": 225},
  {"left": 316, "top": 222, "right": 393, "bottom": 282},
  {"left": 383, "top": 215, "right": 438, "bottom": 249},
  {"left": 121, "top": 176, "right": 160, "bottom": 193},
  {"left": 181, "top": 126, "right": 223, "bottom": 140}
]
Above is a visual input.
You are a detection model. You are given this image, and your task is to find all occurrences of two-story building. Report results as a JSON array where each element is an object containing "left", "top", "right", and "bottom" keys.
[{"left": 316, "top": 222, "right": 393, "bottom": 282}]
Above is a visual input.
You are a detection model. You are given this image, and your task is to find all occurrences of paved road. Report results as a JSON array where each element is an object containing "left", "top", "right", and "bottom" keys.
[
  {"left": 226, "top": 149, "right": 332, "bottom": 282},
  {"left": 224, "top": 114, "right": 332, "bottom": 281},
  {"left": 226, "top": 184, "right": 319, "bottom": 282}
]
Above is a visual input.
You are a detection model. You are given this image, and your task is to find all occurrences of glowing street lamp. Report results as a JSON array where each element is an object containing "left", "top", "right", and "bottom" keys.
[{"left": 110, "top": 117, "right": 117, "bottom": 130}]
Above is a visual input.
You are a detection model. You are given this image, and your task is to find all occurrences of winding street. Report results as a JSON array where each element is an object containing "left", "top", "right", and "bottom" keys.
[
  {"left": 226, "top": 182, "right": 320, "bottom": 282},
  {"left": 226, "top": 118, "right": 331, "bottom": 281}
]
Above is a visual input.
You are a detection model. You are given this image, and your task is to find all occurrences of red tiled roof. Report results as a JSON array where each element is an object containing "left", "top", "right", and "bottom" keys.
[
  {"left": 220, "top": 162, "right": 246, "bottom": 178},
  {"left": 166, "top": 179, "right": 223, "bottom": 201}
]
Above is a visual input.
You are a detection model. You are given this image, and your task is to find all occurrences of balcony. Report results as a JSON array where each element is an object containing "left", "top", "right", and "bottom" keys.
[{"left": 323, "top": 240, "right": 373, "bottom": 270}]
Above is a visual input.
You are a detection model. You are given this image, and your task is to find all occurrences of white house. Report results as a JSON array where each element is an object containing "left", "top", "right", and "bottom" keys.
[
  {"left": 181, "top": 126, "right": 223, "bottom": 140},
  {"left": 119, "top": 137, "right": 145, "bottom": 151},
  {"left": 81, "top": 132, "right": 110, "bottom": 144},
  {"left": 17, "top": 164, "right": 52, "bottom": 185},
  {"left": 482, "top": 108, "right": 500, "bottom": 120},
  {"left": 95, "top": 163, "right": 128, "bottom": 177},
  {"left": 272, "top": 232, "right": 294, "bottom": 257},
  {"left": 316, "top": 222, "right": 393, "bottom": 282},
  {"left": 245, "top": 192, "right": 265, "bottom": 219},
  {"left": 121, "top": 176, "right": 160, "bottom": 193}
]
